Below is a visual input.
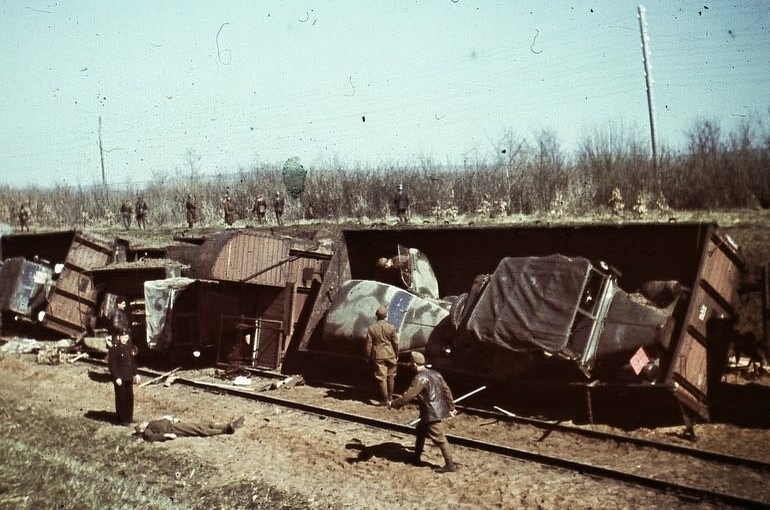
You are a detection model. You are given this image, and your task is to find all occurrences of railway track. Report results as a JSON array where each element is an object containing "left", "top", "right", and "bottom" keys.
[{"left": 82, "top": 358, "right": 770, "bottom": 509}]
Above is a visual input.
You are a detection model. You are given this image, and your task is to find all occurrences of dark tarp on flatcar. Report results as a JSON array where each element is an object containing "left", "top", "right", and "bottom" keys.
[{"left": 463, "top": 255, "right": 589, "bottom": 353}]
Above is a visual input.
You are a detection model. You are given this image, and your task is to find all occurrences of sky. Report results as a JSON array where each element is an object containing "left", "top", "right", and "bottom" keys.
[{"left": 0, "top": 1, "right": 768, "bottom": 188}]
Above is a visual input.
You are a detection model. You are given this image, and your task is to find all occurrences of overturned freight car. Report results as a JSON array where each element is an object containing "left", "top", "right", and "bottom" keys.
[
  {"left": 289, "top": 222, "right": 744, "bottom": 421},
  {"left": 149, "top": 229, "right": 333, "bottom": 368},
  {"left": 0, "top": 230, "right": 116, "bottom": 338}
]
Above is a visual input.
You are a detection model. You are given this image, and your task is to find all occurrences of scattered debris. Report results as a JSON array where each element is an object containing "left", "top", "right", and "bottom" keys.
[
  {"left": 139, "top": 367, "right": 181, "bottom": 388},
  {"left": 233, "top": 375, "right": 252, "bottom": 386},
  {"left": 261, "top": 375, "right": 306, "bottom": 391},
  {"left": 1, "top": 337, "right": 42, "bottom": 354},
  {"left": 36, "top": 346, "right": 87, "bottom": 365}
]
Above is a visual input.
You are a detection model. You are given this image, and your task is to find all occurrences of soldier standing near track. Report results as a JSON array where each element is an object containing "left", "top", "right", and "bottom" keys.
[
  {"left": 108, "top": 324, "right": 139, "bottom": 426},
  {"left": 365, "top": 305, "right": 399, "bottom": 406}
]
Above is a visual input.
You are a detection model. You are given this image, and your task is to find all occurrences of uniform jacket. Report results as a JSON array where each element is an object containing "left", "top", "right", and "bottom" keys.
[
  {"left": 186, "top": 199, "right": 197, "bottom": 218},
  {"left": 253, "top": 197, "right": 267, "bottom": 214},
  {"left": 392, "top": 368, "right": 454, "bottom": 423},
  {"left": 274, "top": 196, "right": 285, "bottom": 214},
  {"left": 108, "top": 341, "right": 137, "bottom": 382},
  {"left": 365, "top": 319, "right": 399, "bottom": 362},
  {"left": 135, "top": 200, "right": 148, "bottom": 218},
  {"left": 141, "top": 419, "right": 176, "bottom": 442},
  {"left": 393, "top": 190, "right": 410, "bottom": 210}
]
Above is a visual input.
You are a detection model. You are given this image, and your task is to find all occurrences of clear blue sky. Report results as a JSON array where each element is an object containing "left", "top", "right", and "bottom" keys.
[{"left": 1, "top": 1, "right": 767, "bottom": 187}]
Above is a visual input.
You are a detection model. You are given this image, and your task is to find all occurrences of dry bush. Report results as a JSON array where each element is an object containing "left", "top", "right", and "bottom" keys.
[{"left": 2, "top": 115, "right": 769, "bottom": 230}]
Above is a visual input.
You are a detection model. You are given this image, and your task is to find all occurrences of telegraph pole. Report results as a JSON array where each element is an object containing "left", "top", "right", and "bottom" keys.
[
  {"left": 98, "top": 116, "right": 106, "bottom": 185},
  {"left": 638, "top": 5, "right": 658, "bottom": 169}
]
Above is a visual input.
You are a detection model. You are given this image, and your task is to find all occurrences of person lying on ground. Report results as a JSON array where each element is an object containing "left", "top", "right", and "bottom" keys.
[{"left": 134, "top": 415, "right": 245, "bottom": 442}]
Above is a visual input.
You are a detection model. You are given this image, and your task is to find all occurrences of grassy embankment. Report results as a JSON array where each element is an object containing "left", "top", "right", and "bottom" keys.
[{"left": 0, "top": 366, "right": 312, "bottom": 510}]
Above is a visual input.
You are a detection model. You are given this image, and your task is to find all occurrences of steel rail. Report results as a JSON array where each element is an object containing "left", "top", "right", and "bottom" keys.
[
  {"left": 84, "top": 359, "right": 770, "bottom": 509},
  {"left": 459, "top": 404, "right": 770, "bottom": 472}
]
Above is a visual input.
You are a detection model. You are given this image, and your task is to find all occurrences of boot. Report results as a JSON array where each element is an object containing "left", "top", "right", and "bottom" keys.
[
  {"left": 377, "top": 380, "right": 389, "bottom": 406},
  {"left": 435, "top": 443, "right": 456, "bottom": 473},
  {"left": 386, "top": 378, "right": 395, "bottom": 404},
  {"left": 408, "top": 435, "right": 425, "bottom": 465}
]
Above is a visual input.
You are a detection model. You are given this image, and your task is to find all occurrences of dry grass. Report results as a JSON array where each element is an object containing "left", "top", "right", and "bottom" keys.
[{"left": 0, "top": 389, "right": 317, "bottom": 510}]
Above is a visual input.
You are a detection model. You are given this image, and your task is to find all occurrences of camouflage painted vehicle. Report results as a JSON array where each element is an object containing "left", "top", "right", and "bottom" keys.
[
  {"left": 320, "top": 247, "right": 683, "bottom": 384},
  {"left": 321, "top": 248, "right": 450, "bottom": 357}
]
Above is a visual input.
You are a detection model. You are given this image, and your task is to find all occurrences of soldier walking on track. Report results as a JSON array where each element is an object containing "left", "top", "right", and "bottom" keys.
[
  {"left": 365, "top": 305, "right": 399, "bottom": 406},
  {"left": 389, "top": 351, "right": 457, "bottom": 473}
]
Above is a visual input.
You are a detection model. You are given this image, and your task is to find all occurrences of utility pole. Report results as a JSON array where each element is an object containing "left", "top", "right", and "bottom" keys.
[
  {"left": 638, "top": 5, "right": 658, "bottom": 170},
  {"left": 98, "top": 116, "right": 106, "bottom": 185}
]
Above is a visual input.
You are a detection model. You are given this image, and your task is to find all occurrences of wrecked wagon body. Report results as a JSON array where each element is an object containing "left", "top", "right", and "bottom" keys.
[
  {"left": 319, "top": 250, "right": 678, "bottom": 383},
  {"left": 292, "top": 223, "right": 744, "bottom": 420}
]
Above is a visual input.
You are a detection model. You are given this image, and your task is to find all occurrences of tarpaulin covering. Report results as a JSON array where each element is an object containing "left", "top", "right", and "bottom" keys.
[
  {"left": 463, "top": 254, "right": 590, "bottom": 353},
  {"left": 144, "top": 277, "right": 195, "bottom": 349}
]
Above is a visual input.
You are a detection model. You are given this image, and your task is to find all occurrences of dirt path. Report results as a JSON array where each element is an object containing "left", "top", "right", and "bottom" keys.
[{"left": 2, "top": 351, "right": 745, "bottom": 510}]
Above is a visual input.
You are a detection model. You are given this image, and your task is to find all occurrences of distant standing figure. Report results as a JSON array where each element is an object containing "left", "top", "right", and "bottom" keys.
[
  {"left": 223, "top": 193, "right": 236, "bottom": 226},
  {"left": 18, "top": 202, "right": 31, "bottom": 232},
  {"left": 135, "top": 196, "right": 149, "bottom": 230},
  {"left": 108, "top": 296, "right": 131, "bottom": 348},
  {"left": 365, "top": 305, "right": 399, "bottom": 406},
  {"left": 185, "top": 195, "right": 197, "bottom": 228},
  {"left": 134, "top": 415, "right": 245, "bottom": 442},
  {"left": 273, "top": 191, "right": 285, "bottom": 226},
  {"left": 389, "top": 351, "right": 457, "bottom": 473},
  {"left": 108, "top": 326, "right": 139, "bottom": 426},
  {"left": 252, "top": 193, "right": 267, "bottom": 224},
  {"left": 393, "top": 184, "right": 410, "bottom": 223},
  {"left": 120, "top": 200, "right": 133, "bottom": 230}
]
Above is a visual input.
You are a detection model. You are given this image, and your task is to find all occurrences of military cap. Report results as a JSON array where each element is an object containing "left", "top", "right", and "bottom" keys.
[{"left": 410, "top": 351, "right": 425, "bottom": 365}]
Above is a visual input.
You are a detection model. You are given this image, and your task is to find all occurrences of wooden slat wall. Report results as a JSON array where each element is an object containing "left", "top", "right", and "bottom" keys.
[{"left": 43, "top": 232, "right": 114, "bottom": 337}]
